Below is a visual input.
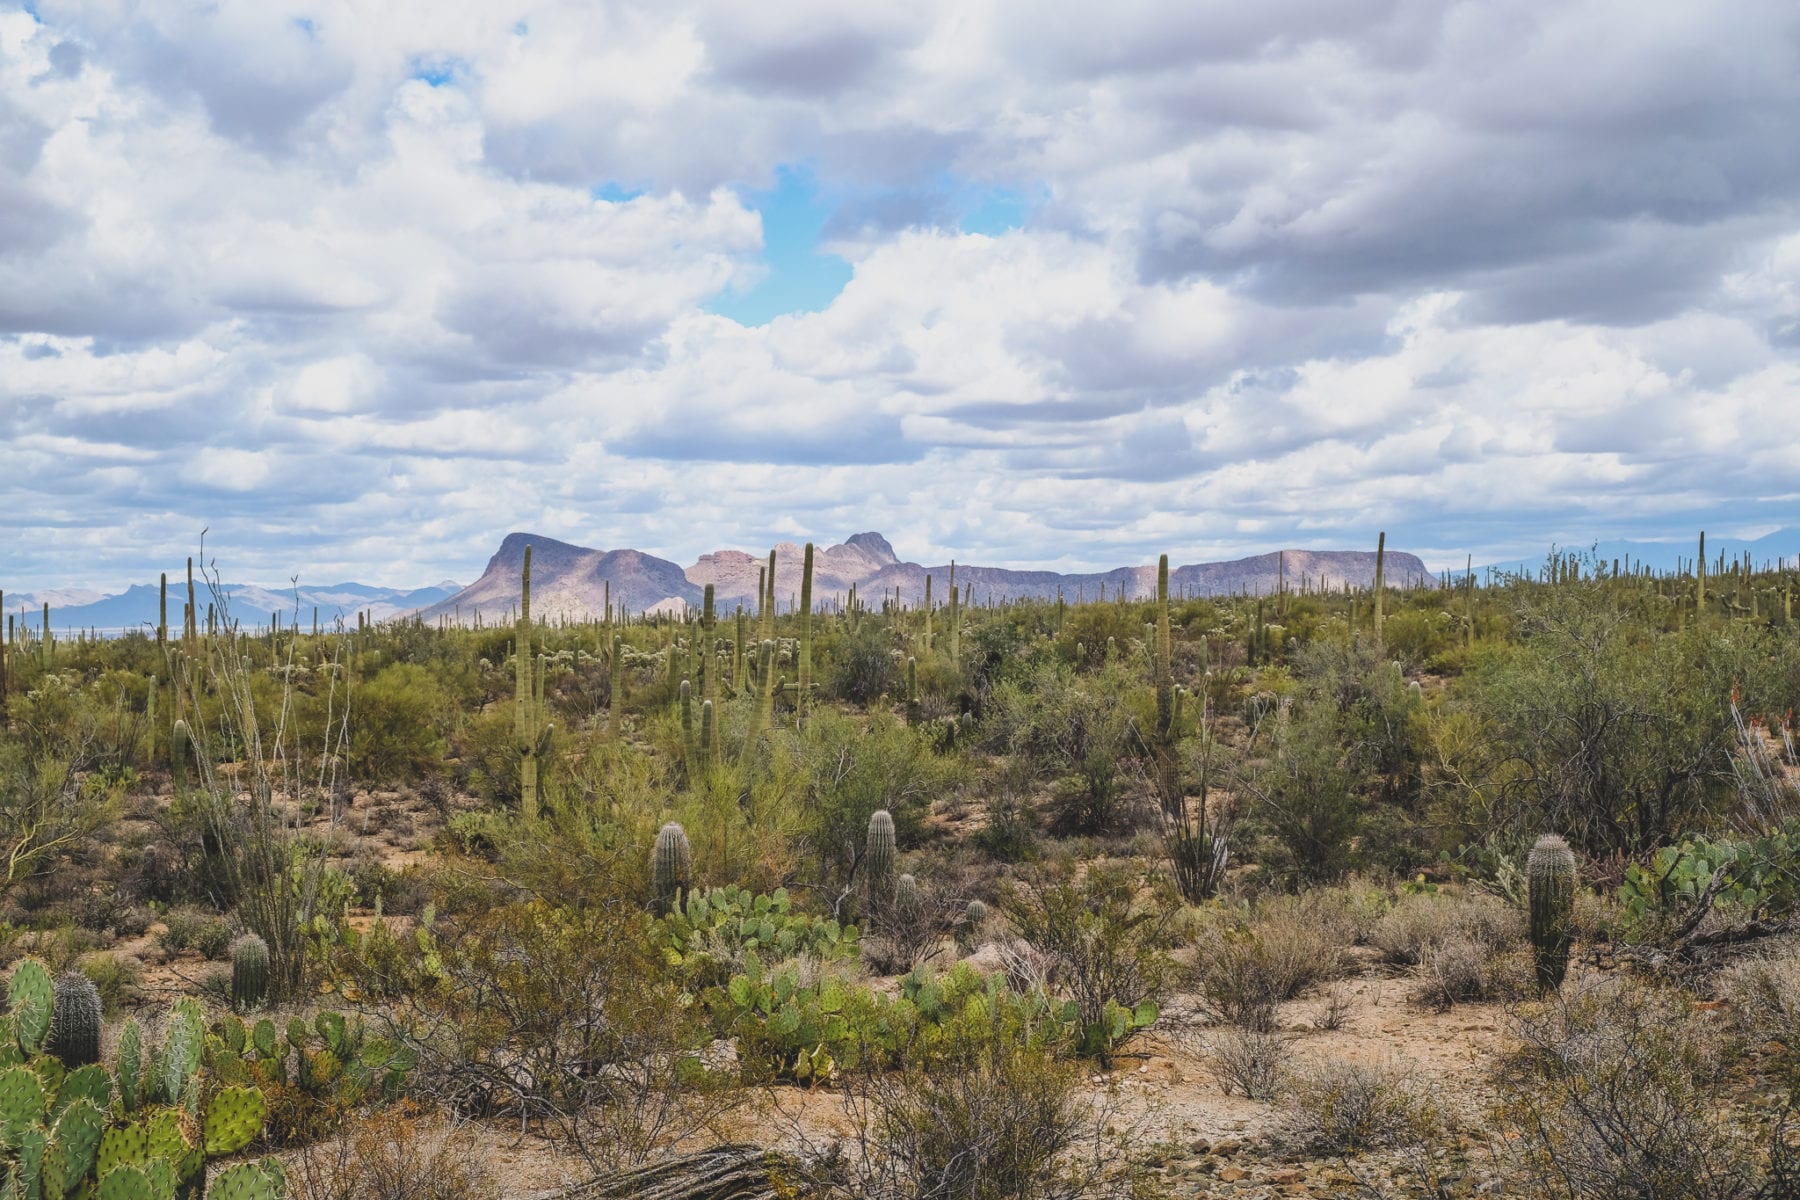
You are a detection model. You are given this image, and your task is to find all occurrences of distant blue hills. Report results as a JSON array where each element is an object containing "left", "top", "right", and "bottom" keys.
[{"left": 8, "top": 580, "right": 461, "bottom": 637}]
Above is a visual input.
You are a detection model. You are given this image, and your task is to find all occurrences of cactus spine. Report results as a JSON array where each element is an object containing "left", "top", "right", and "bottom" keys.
[
  {"left": 1527, "top": 834, "right": 1577, "bottom": 993},
  {"left": 866, "top": 810, "right": 896, "bottom": 888},
  {"left": 652, "top": 822, "right": 692, "bottom": 913},
  {"left": 47, "top": 971, "right": 102, "bottom": 1066},
  {"left": 231, "top": 933, "right": 269, "bottom": 1012}
]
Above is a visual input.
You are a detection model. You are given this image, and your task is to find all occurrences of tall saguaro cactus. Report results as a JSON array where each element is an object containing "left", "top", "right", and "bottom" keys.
[
  {"left": 1153, "top": 554, "right": 1179, "bottom": 816},
  {"left": 609, "top": 632, "right": 624, "bottom": 737},
  {"left": 1372, "top": 531, "right": 1387, "bottom": 643},
  {"left": 1528, "top": 834, "right": 1577, "bottom": 993},
  {"left": 1697, "top": 530, "right": 1707, "bottom": 613},
  {"left": 701, "top": 584, "right": 717, "bottom": 707},
  {"left": 948, "top": 561, "right": 961, "bottom": 670},
  {"left": 798, "top": 543, "right": 814, "bottom": 717},
  {"left": 0, "top": 588, "right": 8, "bottom": 728},
  {"left": 514, "top": 545, "right": 549, "bottom": 819}
]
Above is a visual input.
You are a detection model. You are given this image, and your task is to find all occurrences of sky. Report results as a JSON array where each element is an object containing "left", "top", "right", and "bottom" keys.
[{"left": 3, "top": 1, "right": 1799, "bottom": 591}]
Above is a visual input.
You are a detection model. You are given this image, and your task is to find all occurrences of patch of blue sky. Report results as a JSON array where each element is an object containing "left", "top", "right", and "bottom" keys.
[
  {"left": 705, "top": 165, "right": 1041, "bottom": 327},
  {"left": 409, "top": 56, "right": 467, "bottom": 88},
  {"left": 591, "top": 182, "right": 647, "bottom": 203},
  {"left": 705, "top": 164, "right": 853, "bottom": 327}
]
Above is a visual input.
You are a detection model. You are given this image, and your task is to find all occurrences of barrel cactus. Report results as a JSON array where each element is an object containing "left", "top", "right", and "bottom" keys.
[
  {"left": 865, "top": 810, "right": 896, "bottom": 888},
  {"left": 653, "top": 822, "right": 692, "bottom": 912},
  {"left": 231, "top": 934, "right": 270, "bottom": 1012},
  {"left": 47, "top": 971, "right": 102, "bottom": 1066},
  {"left": 1528, "top": 834, "right": 1577, "bottom": 993}
]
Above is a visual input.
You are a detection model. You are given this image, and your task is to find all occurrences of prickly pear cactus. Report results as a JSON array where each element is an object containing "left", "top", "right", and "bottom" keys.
[
  {"left": 160, "top": 1002, "right": 205, "bottom": 1107},
  {"left": 47, "top": 973, "right": 102, "bottom": 1068},
  {"left": 201, "top": 1087, "right": 265, "bottom": 1156},
  {"left": 206, "top": 1161, "right": 286, "bottom": 1200},
  {"left": 8, "top": 959, "right": 53, "bottom": 1057},
  {"left": 230, "top": 936, "right": 269, "bottom": 1014},
  {"left": 1528, "top": 834, "right": 1578, "bottom": 993},
  {"left": 0, "top": 1065, "right": 47, "bottom": 1142},
  {"left": 116, "top": 1021, "right": 142, "bottom": 1114}
]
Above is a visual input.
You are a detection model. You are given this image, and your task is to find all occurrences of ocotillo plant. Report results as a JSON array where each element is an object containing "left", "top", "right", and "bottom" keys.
[
  {"left": 232, "top": 933, "right": 270, "bottom": 1012},
  {"left": 653, "top": 822, "right": 692, "bottom": 913},
  {"left": 46, "top": 970, "right": 101, "bottom": 1066},
  {"left": 1527, "top": 834, "right": 1577, "bottom": 993}
]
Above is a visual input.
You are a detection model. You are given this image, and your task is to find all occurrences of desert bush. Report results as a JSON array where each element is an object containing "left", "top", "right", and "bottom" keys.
[
  {"left": 1722, "top": 943, "right": 1800, "bottom": 1051},
  {"left": 802, "top": 1009, "right": 1146, "bottom": 1200},
  {"left": 1283, "top": 1057, "right": 1440, "bottom": 1155},
  {"left": 1495, "top": 978, "right": 1759, "bottom": 1200},
  {"left": 1001, "top": 865, "right": 1173, "bottom": 1065},
  {"left": 78, "top": 951, "right": 144, "bottom": 1015},
  {"left": 1369, "top": 890, "right": 1520, "bottom": 966},
  {"left": 986, "top": 661, "right": 1146, "bottom": 836},
  {"left": 1209, "top": 1028, "right": 1291, "bottom": 1099},
  {"left": 349, "top": 663, "right": 453, "bottom": 784},
  {"left": 291, "top": 1102, "right": 500, "bottom": 1200},
  {"left": 1460, "top": 585, "right": 1756, "bottom": 858},
  {"left": 1412, "top": 934, "right": 1529, "bottom": 1011},
  {"left": 1190, "top": 904, "right": 1345, "bottom": 1030}
]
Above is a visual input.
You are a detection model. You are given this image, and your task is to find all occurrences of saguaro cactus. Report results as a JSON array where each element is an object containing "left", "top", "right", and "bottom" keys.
[
  {"left": 798, "top": 544, "right": 814, "bottom": 717},
  {"left": 1373, "top": 531, "right": 1387, "bottom": 642},
  {"left": 515, "top": 545, "right": 544, "bottom": 819},
  {"left": 232, "top": 933, "right": 270, "bottom": 1012},
  {"left": 1528, "top": 834, "right": 1577, "bottom": 993},
  {"left": 653, "top": 822, "right": 692, "bottom": 912},
  {"left": 609, "top": 632, "right": 624, "bottom": 737},
  {"left": 47, "top": 970, "right": 102, "bottom": 1066}
]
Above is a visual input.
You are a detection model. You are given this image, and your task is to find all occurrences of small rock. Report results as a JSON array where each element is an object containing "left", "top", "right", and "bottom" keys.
[{"left": 1216, "top": 1165, "right": 1248, "bottom": 1182}]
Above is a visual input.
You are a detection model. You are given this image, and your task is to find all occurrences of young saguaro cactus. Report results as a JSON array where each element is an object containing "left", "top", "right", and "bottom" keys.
[
  {"left": 232, "top": 933, "right": 270, "bottom": 1012},
  {"left": 865, "top": 809, "right": 896, "bottom": 888},
  {"left": 653, "top": 822, "right": 692, "bottom": 912},
  {"left": 46, "top": 970, "right": 102, "bottom": 1066},
  {"left": 1527, "top": 834, "right": 1577, "bottom": 993}
]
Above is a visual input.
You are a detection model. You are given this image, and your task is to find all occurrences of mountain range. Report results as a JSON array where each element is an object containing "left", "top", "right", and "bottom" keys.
[
  {"left": 415, "top": 532, "right": 1437, "bottom": 623},
  {"left": 8, "top": 580, "right": 462, "bottom": 636}
]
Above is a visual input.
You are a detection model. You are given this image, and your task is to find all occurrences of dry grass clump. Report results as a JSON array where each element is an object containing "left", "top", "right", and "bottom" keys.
[
  {"left": 1720, "top": 941, "right": 1800, "bottom": 1046},
  {"left": 291, "top": 1103, "right": 499, "bottom": 1200},
  {"left": 1281, "top": 1057, "right": 1442, "bottom": 1155},
  {"left": 1370, "top": 890, "right": 1521, "bottom": 967},
  {"left": 1190, "top": 901, "right": 1348, "bottom": 1030},
  {"left": 1209, "top": 1028, "right": 1291, "bottom": 1100}
]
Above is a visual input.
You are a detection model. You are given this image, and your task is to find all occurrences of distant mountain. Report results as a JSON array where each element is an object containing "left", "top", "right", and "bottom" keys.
[
  {"left": 1476, "top": 527, "right": 1800, "bottom": 579},
  {"left": 418, "top": 532, "right": 1436, "bottom": 623},
  {"left": 9, "top": 579, "right": 461, "bottom": 636}
]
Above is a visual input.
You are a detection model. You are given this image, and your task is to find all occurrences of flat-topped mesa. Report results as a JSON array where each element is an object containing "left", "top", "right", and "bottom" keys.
[{"left": 416, "top": 531, "right": 1437, "bottom": 622}]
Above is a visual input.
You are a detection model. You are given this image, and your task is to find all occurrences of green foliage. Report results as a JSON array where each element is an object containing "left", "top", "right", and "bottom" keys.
[
  {"left": 658, "top": 886, "right": 858, "bottom": 988},
  {"left": 347, "top": 663, "right": 452, "bottom": 784},
  {"left": 1618, "top": 823, "right": 1800, "bottom": 942}
]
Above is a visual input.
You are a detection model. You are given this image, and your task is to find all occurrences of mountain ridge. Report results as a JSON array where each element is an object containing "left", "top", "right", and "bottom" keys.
[{"left": 415, "top": 533, "right": 1437, "bottom": 623}]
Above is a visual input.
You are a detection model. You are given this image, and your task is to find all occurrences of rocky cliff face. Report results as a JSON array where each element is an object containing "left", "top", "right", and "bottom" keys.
[{"left": 418, "top": 532, "right": 1435, "bottom": 621}]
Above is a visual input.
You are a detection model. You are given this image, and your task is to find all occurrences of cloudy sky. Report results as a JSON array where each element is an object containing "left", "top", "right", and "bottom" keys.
[{"left": 4, "top": 1, "right": 1799, "bottom": 590}]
